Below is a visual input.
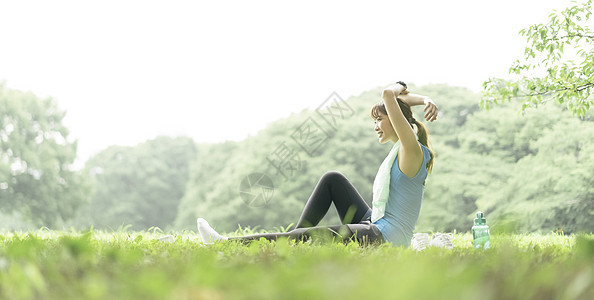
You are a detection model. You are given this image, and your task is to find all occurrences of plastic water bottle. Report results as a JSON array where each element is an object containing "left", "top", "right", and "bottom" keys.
[{"left": 472, "top": 211, "right": 490, "bottom": 249}]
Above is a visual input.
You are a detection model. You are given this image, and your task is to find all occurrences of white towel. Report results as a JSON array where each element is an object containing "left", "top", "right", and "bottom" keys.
[{"left": 371, "top": 142, "right": 399, "bottom": 222}]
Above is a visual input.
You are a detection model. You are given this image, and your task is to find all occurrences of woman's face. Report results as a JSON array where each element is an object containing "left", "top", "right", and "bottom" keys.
[{"left": 374, "top": 112, "right": 397, "bottom": 144}]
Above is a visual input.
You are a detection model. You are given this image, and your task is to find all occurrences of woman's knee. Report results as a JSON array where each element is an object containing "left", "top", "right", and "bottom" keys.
[{"left": 321, "top": 171, "right": 346, "bottom": 182}]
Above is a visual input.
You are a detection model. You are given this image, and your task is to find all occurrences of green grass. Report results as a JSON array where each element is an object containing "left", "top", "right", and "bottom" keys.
[{"left": 0, "top": 230, "right": 592, "bottom": 300}]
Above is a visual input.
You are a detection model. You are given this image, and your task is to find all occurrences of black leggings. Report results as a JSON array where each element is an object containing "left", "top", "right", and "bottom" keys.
[{"left": 229, "top": 171, "right": 384, "bottom": 244}]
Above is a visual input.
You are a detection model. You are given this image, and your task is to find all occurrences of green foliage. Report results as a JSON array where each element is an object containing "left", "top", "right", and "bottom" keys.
[
  {"left": 0, "top": 83, "right": 90, "bottom": 227},
  {"left": 482, "top": 0, "right": 594, "bottom": 116},
  {"left": 0, "top": 231, "right": 592, "bottom": 300},
  {"left": 75, "top": 136, "right": 197, "bottom": 230},
  {"left": 477, "top": 113, "right": 594, "bottom": 233},
  {"left": 174, "top": 141, "right": 242, "bottom": 230},
  {"left": 419, "top": 100, "right": 594, "bottom": 233}
]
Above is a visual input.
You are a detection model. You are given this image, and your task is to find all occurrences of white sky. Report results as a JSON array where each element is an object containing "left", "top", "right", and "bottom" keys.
[{"left": 0, "top": 0, "right": 572, "bottom": 166}]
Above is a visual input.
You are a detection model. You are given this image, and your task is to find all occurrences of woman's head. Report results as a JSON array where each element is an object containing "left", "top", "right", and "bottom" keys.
[
  {"left": 371, "top": 100, "right": 412, "bottom": 144},
  {"left": 370, "top": 99, "right": 434, "bottom": 173},
  {"left": 371, "top": 99, "right": 415, "bottom": 128}
]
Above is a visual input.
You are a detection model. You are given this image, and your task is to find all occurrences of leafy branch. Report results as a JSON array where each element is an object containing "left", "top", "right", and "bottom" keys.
[
  {"left": 544, "top": 34, "right": 594, "bottom": 41},
  {"left": 482, "top": 0, "right": 594, "bottom": 116}
]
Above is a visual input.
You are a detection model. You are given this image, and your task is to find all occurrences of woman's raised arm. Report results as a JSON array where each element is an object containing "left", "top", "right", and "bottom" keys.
[{"left": 381, "top": 83, "right": 423, "bottom": 178}]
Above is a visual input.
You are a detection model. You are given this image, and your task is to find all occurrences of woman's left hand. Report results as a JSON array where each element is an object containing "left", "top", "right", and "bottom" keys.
[{"left": 423, "top": 98, "right": 438, "bottom": 122}]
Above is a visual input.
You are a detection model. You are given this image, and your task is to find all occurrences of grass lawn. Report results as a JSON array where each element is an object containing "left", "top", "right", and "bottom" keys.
[{"left": 0, "top": 230, "right": 592, "bottom": 300}]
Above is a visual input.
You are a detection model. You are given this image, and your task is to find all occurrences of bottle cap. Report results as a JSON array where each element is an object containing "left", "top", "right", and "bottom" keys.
[{"left": 474, "top": 211, "right": 486, "bottom": 225}]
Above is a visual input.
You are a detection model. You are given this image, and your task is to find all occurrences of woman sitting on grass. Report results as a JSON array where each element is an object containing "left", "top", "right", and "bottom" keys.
[{"left": 198, "top": 81, "right": 438, "bottom": 247}]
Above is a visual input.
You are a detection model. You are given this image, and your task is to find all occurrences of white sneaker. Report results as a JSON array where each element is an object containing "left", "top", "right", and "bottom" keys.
[
  {"left": 411, "top": 233, "right": 431, "bottom": 251},
  {"left": 197, "top": 218, "right": 225, "bottom": 244},
  {"left": 430, "top": 232, "right": 455, "bottom": 250}
]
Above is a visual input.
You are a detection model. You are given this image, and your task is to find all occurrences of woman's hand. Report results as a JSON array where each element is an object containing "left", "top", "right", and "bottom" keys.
[
  {"left": 395, "top": 93, "right": 439, "bottom": 122},
  {"left": 423, "top": 98, "right": 438, "bottom": 122}
]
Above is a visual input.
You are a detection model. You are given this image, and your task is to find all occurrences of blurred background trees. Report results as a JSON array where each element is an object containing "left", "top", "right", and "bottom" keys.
[
  {"left": 75, "top": 136, "right": 197, "bottom": 230},
  {"left": 0, "top": 83, "right": 90, "bottom": 227}
]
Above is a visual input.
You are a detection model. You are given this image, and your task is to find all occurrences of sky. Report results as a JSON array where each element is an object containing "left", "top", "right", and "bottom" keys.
[{"left": 0, "top": 0, "right": 572, "bottom": 167}]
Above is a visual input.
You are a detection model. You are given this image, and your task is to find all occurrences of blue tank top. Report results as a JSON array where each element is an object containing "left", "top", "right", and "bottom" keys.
[{"left": 373, "top": 144, "right": 431, "bottom": 247}]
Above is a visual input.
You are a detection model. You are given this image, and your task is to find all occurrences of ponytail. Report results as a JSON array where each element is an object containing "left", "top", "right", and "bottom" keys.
[{"left": 412, "top": 120, "right": 434, "bottom": 173}]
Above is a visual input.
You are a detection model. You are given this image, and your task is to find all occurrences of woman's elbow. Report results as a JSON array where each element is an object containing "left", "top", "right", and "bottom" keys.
[{"left": 381, "top": 89, "right": 394, "bottom": 99}]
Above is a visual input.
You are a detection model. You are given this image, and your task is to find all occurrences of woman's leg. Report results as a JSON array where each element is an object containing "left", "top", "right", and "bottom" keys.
[
  {"left": 228, "top": 225, "right": 348, "bottom": 242},
  {"left": 228, "top": 223, "right": 384, "bottom": 245},
  {"left": 295, "top": 171, "right": 371, "bottom": 228},
  {"left": 198, "top": 171, "right": 378, "bottom": 245}
]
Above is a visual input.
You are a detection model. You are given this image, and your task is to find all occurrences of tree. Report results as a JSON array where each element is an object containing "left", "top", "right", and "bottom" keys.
[
  {"left": 0, "top": 83, "right": 90, "bottom": 227},
  {"left": 79, "top": 136, "right": 197, "bottom": 230},
  {"left": 476, "top": 112, "right": 594, "bottom": 233},
  {"left": 482, "top": 0, "right": 593, "bottom": 116}
]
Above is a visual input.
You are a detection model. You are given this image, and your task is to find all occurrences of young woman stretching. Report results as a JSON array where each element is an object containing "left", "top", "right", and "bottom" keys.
[{"left": 197, "top": 81, "right": 437, "bottom": 247}]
